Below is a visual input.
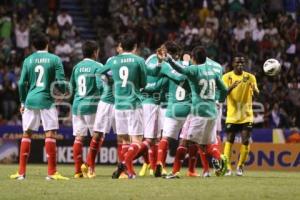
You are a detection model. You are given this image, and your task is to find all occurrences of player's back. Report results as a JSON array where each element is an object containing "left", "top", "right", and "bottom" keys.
[
  {"left": 20, "top": 51, "right": 65, "bottom": 109},
  {"left": 71, "top": 58, "right": 101, "bottom": 115},
  {"left": 108, "top": 52, "right": 147, "bottom": 110},
  {"left": 188, "top": 63, "right": 226, "bottom": 118}
]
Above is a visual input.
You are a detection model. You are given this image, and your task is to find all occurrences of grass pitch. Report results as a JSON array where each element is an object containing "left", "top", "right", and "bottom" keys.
[{"left": 0, "top": 164, "right": 299, "bottom": 200}]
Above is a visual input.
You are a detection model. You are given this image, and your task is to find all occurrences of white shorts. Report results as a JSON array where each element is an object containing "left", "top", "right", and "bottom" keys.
[
  {"left": 216, "top": 103, "right": 223, "bottom": 132},
  {"left": 179, "top": 118, "right": 191, "bottom": 140},
  {"left": 72, "top": 114, "right": 96, "bottom": 136},
  {"left": 159, "top": 107, "right": 166, "bottom": 131},
  {"left": 162, "top": 117, "right": 186, "bottom": 139},
  {"left": 115, "top": 108, "right": 143, "bottom": 136},
  {"left": 22, "top": 107, "right": 59, "bottom": 132},
  {"left": 93, "top": 101, "right": 116, "bottom": 134},
  {"left": 143, "top": 104, "right": 161, "bottom": 139},
  {"left": 185, "top": 115, "right": 217, "bottom": 145}
]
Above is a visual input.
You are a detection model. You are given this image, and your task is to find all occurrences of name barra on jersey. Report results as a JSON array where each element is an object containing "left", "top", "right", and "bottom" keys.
[
  {"left": 32, "top": 58, "right": 50, "bottom": 63},
  {"left": 121, "top": 58, "right": 135, "bottom": 63}
]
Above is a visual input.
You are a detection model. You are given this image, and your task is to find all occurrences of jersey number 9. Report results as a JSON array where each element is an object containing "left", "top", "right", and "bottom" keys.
[{"left": 119, "top": 66, "right": 129, "bottom": 87}]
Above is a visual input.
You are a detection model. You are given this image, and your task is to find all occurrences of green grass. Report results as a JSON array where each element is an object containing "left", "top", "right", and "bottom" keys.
[{"left": 1, "top": 164, "right": 300, "bottom": 200}]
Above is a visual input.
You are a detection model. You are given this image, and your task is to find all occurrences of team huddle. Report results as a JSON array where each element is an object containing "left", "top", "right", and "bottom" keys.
[{"left": 10, "top": 33, "right": 259, "bottom": 180}]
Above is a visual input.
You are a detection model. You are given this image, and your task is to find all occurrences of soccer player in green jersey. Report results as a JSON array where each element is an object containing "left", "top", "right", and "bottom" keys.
[
  {"left": 97, "top": 34, "right": 147, "bottom": 179},
  {"left": 70, "top": 41, "right": 104, "bottom": 179},
  {"left": 10, "top": 33, "right": 68, "bottom": 180},
  {"left": 164, "top": 46, "right": 228, "bottom": 177}
]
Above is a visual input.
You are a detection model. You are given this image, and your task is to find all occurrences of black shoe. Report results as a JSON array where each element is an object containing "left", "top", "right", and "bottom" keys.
[
  {"left": 154, "top": 164, "right": 162, "bottom": 177},
  {"left": 112, "top": 163, "right": 126, "bottom": 179}
]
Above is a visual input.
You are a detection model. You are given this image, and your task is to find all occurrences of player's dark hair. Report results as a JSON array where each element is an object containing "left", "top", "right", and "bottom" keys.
[
  {"left": 82, "top": 40, "right": 99, "bottom": 58},
  {"left": 233, "top": 52, "right": 245, "bottom": 59},
  {"left": 191, "top": 46, "right": 206, "bottom": 64},
  {"left": 119, "top": 33, "right": 137, "bottom": 51},
  {"left": 164, "top": 41, "right": 181, "bottom": 57},
  {"left": 32, "top": 33, "right": 48, "bottom": 50}
]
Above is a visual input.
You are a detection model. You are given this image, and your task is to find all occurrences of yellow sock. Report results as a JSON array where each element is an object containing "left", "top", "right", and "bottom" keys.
[
  {"left": 237, "top": 144, "right": 250, "bottom": 167},
  {"left": 223, "top": 142, "right": 233, "bottom": 170}
]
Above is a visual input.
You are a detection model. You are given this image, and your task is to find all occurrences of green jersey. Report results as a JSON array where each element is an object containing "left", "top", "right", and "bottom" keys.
[
  {"left": 70, "top": 58, "right": 102, "bottom": 115},
  {"left": 167, "top": 58, "right": 227, "bottom": 118},
  {"left": 18, "top": 51, "right": 66, "bottom": 109},
  {"left": 97, "top": 57, "right": 115, "bottom": 104},
  {"left": 142, "top": 54, "right": 163, "bottom": 105},
  {"left": 206, "top": 57, "right": 224, "bottom": 102},
  {"left": 97, "top": 52, "right": 147, "bottom": 110},
  {"left": 160, "top": 61, "right": 191, "bottom": 118}
]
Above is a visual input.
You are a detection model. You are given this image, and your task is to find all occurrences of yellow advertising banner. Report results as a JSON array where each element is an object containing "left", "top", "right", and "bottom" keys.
[{"left": 227, "top": 143, "right": 300, "bottom": 171}]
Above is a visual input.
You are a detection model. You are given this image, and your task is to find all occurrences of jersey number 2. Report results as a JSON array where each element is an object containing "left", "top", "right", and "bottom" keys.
[{"left": 35, "top": 65, "right": 44, "bottom": 87}]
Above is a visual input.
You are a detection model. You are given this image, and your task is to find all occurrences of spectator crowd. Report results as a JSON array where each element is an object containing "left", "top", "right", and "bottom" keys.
[{"left": 0, "top": 0, "right": 300, "bottom": 129}]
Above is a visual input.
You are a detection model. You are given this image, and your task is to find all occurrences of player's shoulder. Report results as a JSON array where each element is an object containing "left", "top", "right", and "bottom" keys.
[
  {"left": 222, "top": 71, "right": 234, "bottom": 78},
  {"left": 243, "top": 71, "right": 256, "bottom": 81},
  {"left": 145, "top": 54, "right": 157, "bottom": 64}
]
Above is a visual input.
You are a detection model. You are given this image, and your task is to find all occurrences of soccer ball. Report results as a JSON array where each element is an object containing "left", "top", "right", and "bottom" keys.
[{"left": 263, "top": 58, "right": 281, "bottom": 76}]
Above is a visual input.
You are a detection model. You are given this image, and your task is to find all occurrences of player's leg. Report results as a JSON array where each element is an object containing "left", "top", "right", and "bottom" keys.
[
  {"left": 155, "top": 117, "right": 183, "bottom": 177},
  {"left": 236, "top": 124, "right": 252, "bottom": 176},
  {"left": 166, "top": 139, "right": 188, "bottom": 179},
  {"left": 42, "top": 107, "right": 68, "bottom": 180},
  {"left": 11, "top": 108, "right": 40, "bottom": 180},
  {"left": 123, "top": 108, "right": 144, "bottom": 179},
  {"left": 187, "top": 142, "right": 199, "bottom": 177},
  {"left": 139, "top": 104, "right": 160, "bottom": 176},
  {"left": 72, "top": 115, "right": 87, "bottom": 178},
  {"left": 223, "top": 124, "right": 237, "bottom": 175}
]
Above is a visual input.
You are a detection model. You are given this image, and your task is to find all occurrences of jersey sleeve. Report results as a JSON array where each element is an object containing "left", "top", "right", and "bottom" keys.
[
  {"left": 55, "top": 57, "right": 66, "bottom": 94},
  {"left": 166, "top": 57, "right": 195, "bottom": 77},
  {"left": 18, "top": 60, "right": 29, "bottom": 104},
  {"left": 161, "top": 64, "right": 186, "bottom": 82},
  {"left": 215, "top": 75, "right": 228, "bottom": 103},
  {"left": 143, "top": 77, "right": 168, "bottom": 92},
  {"left": 222, "top": 74, "right": 229, "bottom": 88}
]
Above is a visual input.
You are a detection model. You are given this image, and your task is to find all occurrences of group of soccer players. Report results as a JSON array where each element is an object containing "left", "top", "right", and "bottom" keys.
[{"left": 10, "top": 32, "right": 259, "bottom": 180}]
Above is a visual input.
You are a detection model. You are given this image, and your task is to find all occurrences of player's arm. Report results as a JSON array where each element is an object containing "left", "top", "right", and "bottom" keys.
[
  {"left": 216, "top": 76, "right": 228, "bottom": 103},
  {"left": 223, "top": 75, "right": 241, "bottom": 95},
  {"left": 69, "top": 68, "right": 76, "bottom": 102},
  {"left": 160, "top": 63, "right": 187, "bottom": 82},
  {"left": 165, "top": 55, "right": 193, "bottom": 76},
  {"left": 251, "top": 75, "right": 259, "bottom": 96},
  {"left": 55, "top": 57, "right": 66, "bottom": 94},
  {"left": 18, "top": 60, "right": 29, "bottom": 112},
  {"left": 143, "top": 77, "right": 168, "bottom": 92}
]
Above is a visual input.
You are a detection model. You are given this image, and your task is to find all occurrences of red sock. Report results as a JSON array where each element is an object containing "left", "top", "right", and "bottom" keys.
[
  {"left": 45, "top": 137, "right": 57, "bottom": 175},
  {"left": 207, "top": 144, "right": 221, "bottom": 160},
  {"left": 73, "top": 139, "right": 83, "bottom": 174},
  {"left": 124, "top": 143, "right": 140, "bottom": 175},
  {"left": 198, "top": 148, "right": 209, "bottom": 173},
  {"left": 148, "top": 144, "right": 157, "bottom": 170},
  {"left": 18, "top": 137, "right": 31, "bottom": 175},
  {"left": 157, "top": 139, "right": 168, "bottom": 165},
  {"left": 188, "top": 144, "right": 198, "bottom": 173},
  {"left": 134, "top": 141, "right": 149, "bottom": 162},
  {"left": 87, "top": 138, "right": 103, "bottom": 169},
  {"left": 117, "top": 143, "right": 123, "bottom": 162},
  {"left": 120, "top": 144, "right": 130, "bottom": 162},
  {"left": 172, "top": 145, "right": 187, "bottom": 174},
  {"left": 216, "top": 135, "right": 222, "bottom": 152}
]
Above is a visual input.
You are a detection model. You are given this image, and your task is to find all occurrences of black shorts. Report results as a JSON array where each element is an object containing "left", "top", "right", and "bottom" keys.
[{"left": 225, "top": 123, "right": 253, "bottom": 133}]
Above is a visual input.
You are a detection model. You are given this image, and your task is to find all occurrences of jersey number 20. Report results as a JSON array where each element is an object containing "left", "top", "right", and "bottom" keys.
[{"left": 199, "top": 79, "right": 215, "bottom": 99}]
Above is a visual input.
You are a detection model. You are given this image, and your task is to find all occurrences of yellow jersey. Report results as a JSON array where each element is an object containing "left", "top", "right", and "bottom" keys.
[{"left": 222, "top": 71, "right": 259, "bottom": 124}]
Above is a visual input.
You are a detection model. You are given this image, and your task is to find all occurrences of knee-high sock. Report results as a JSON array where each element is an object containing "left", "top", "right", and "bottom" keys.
[
  {"left": 87, "top": 138, "right": 103, "bottom": 169},
  {"left": 73, "top": 139, "right": 83, "bottom": 174},
  {"left": 120, "top": 144, "right": 130, "bottom": 163},
  {"left": 237, "top": 144, "right": 250, "bottom": 167},
  {"left": 223, "top": 142, "right": 233, "bottom": 170},
  {"left": 18, "top": 137, "right": 31, "bottom": 175},
  {"left": 134, "top": 141, "right": 150, "bottom": 164},
  {"left": 124, "top": 143, "right": 140, "bottom": 175},
  {"left": 117, "top": 143, "right": 123, "bottom": 163},
  {"left": 198, "top": 148, "right": 209, "bottom": 173},
  {"left": 172, "top": 145, "right": 187, "bottom": 174},
  {"left": 148, "top": 144, "right": 158, "bottom": 170},
  {"left": 207, "top": 143, "right": 221, "bottom": 160},
  {"left": 157, "top": 139, "right": 168, "bottom": 166},
  {"left": 188, "top": 144, "right": 198, "bottom": 173},
  {"left": 45, "top": 137, "right": 57, "bottom": 175}
]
